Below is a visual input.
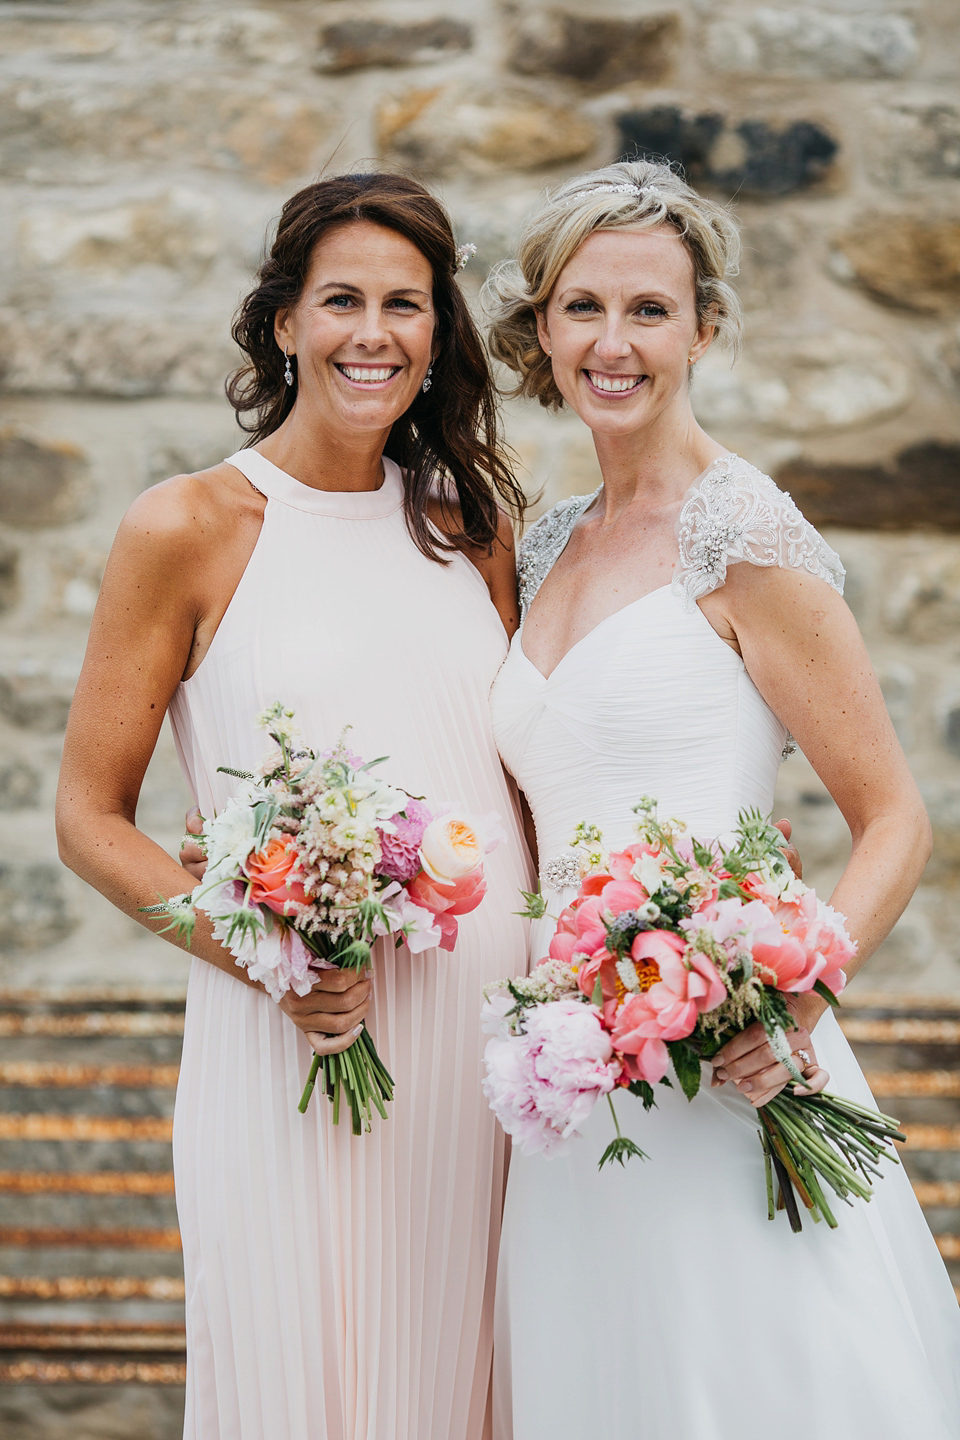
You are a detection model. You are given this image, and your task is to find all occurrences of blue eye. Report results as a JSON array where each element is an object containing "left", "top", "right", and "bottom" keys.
[
  {"left": 638, "top": 303, "right": 667, "bottom": 318},
  {"left": 566, "top": 299, "right": 598, "bottom": 314},
  {"left": 326, "top": 294, "right": 354, "bottom": 308}
]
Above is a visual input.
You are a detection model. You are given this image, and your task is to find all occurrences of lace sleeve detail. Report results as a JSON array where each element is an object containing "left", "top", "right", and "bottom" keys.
[
  {"left": 517, "top": 489, "right": 600, "bottom": 617},
  {"left": 672, "top": 454, "right": 845, "bottom": 608}
]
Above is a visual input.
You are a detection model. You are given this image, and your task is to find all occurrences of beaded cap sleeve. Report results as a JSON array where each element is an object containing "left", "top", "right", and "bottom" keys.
[
  {"left": 673, "top": 453, "right": 845, "bottom": 608},
  {"left": 517, "top": 489, "right": 600, "bottom": 618}
]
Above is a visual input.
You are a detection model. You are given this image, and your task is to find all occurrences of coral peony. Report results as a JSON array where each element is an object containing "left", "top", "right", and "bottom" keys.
[{"left": 406, "top": 865, "right": 487, "bottom": 951}]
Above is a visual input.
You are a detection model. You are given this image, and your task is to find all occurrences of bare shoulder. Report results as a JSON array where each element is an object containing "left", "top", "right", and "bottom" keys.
[{"left": 120, "top": 463, "right": 259, "bottom": 555}]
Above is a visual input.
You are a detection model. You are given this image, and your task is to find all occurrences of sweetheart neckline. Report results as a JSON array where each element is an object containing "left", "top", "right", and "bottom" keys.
[{"left": 518, "top": 583, "right": 673, "bottom": 682}]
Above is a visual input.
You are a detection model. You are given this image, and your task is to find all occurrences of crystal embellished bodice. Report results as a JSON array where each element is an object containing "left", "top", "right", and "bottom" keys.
[{"left": 494, "top": 454, "right": 845, "bottom": 926}]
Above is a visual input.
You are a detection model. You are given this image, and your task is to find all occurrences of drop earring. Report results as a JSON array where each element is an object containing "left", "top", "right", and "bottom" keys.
[
  {"left": 422, "top": 363, "right": 433, "bottom": 393},
  {"left": 284, "top": 346, "right": 294, "bottom": 387}
]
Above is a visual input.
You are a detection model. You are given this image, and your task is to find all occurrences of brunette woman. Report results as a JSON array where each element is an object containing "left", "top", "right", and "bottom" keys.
[{"left": 57, "top": 172, "right": 531, "bottom": 1440}]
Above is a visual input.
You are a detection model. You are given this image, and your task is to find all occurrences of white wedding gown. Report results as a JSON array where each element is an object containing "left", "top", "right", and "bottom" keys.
[{"left": 489, "top": 454, "right": 960, "bottom": 1440}]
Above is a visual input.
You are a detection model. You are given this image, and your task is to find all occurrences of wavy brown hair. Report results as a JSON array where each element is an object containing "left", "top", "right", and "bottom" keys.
[{"left": 227, "top": 172, "right": 526, "bottom": 561}]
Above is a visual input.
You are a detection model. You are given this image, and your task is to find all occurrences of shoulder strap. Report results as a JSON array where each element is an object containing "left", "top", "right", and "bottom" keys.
[
  {"left": 517, "top": 490, "right": 600, "bottom": 618},
  {"left": 672, "top": 454, "right": 845, "bottom": 608}
]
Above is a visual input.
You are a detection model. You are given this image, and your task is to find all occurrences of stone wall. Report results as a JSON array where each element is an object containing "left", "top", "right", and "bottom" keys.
[{"left": 1, "top": 0, "right": 958, "bottom": 998}]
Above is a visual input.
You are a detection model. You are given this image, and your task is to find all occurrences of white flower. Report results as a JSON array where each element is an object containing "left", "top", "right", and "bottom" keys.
[
  {"left": 203, "top": 784, "right": 269, "bottom": 880},
  {"left": 633, "top": 850, "right": 666, "bottom": 896},
  {"left": 374, "top": 883, "right": 442, "bottom": 955}
]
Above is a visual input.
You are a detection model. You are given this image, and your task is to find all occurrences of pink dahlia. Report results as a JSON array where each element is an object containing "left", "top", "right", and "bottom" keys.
[{"left": 376, "top": 799, "right": 433, "bottom": 883}]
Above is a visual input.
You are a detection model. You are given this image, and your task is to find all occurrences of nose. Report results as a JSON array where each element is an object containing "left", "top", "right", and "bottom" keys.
[
  {"left": 593, "top": 315, "right": 632, "bottom": 364},
  {"left": 351, "top": 302, "right": 390, "bottom": 351}
]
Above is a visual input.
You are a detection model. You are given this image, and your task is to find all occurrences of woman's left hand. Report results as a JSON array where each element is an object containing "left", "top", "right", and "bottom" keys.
[{"left": 710, "top": 1000, "right": 829, "bottom": 1107}]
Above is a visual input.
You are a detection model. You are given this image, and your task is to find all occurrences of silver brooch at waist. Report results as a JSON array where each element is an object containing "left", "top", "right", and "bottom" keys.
[{"left": 541, "top": 850, "right": 584, "bottom": 893}]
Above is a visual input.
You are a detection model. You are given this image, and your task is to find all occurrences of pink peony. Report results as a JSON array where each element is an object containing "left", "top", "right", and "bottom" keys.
[
  {"left": 482, "top": 999, "right": 620, "bottom": 1156},
  {"left": 376, "top": 800, "right": 433, "bottom": 883},
  {"left": 753, "top": 890, "right": 853, "bottom": 996},
  {"left": 405, "top": 864, "right": 487, "bottom": 952}
]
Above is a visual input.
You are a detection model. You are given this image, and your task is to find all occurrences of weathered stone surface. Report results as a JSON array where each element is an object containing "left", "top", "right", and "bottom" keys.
[
  {"left": 0, "top": 665, "right": 75, "bottom": 731},
  {"left": 704, "top": 8, "right": 918, "bottom": 79},
  {"left": 883, "top": 548, "right": 960, "bottom": 641},
  {"left": 693, "top": 332, "right": 911, "bottom": 434},
  {"left": 508, "top": 9, "right": 681, "bottom": 89},
  {"left": 316, "top": 18, "right": 472, "bottom": 72},
  {"left": 0, "top": 761, "right": 40, "bottom": 810},
  {"left": 0, "top": 78, "right": 336, "bottom": 185},
  {"left": 19, "top": 192, "right": 221, "bottom": 281},
  {"left": 946, "top": 708, "right": 960, "bottom": 761},
  {"left": 833, "top": 216, "right": 960, "bottom": 314},
  {"left": 0, "top": 431, "right": 90, "bottom": 529},
  {"left": 617, "top": 107, "right": 837, "bottom": 195},
  {"left": 868, "top": 101, "right": 960, "bottom": 188},
  {"left": 0, "top": 312, "right": 238, "bottom": 399},
  {"left": 0, "top": 863, "right": 75, "bottom": 951},
  {"left": 776, "top": 444, "right": 960, "bottom": 531},
  {"left": 0, "top": 543, "right": 17, "bottom": 614},
  {"left": 377, "top": 84, "right": 597, "bottom": 175},
  {"left": 0, "top": 1383, "right": 184, "bottom": 1440},
  {"left": 152, "top": 9, "right": 299, "bottom": 65}
]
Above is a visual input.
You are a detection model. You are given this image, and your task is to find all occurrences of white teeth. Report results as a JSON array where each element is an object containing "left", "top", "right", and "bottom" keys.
[
  {"left": 339, "top": 366, "right": 399, "bottom": 383},
  {"left": 587, "top": 372, "right": 644, "bottom": 393}
]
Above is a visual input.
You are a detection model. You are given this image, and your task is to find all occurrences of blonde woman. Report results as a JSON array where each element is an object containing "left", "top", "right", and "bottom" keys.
[{"left": 483, "top": 161, "right": 960, "bottom": 1439}]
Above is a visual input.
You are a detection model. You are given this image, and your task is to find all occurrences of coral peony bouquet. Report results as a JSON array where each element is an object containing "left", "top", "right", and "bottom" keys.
[
  {"left": 482, "top": 799, "right": 904, "bottom": 1232},
  {"left": 148, "top": 703, "right": 503, "bottom": 1133}
]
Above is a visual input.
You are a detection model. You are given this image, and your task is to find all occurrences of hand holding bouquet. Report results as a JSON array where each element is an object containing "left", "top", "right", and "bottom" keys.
[
  {"left": 148, "top": 703, "right": 502, "bottom": 1132},
  {"left": 483, "top": 799, "right": 904, "bottom": 1232}
]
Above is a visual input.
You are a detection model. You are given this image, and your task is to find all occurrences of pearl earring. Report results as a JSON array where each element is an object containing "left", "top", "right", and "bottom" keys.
[
  {"left": 284, "top": 346, "right": 294, "bottom": 387},
  {"left": 422, "top": 363, "right": 433, "bottom": 393}
]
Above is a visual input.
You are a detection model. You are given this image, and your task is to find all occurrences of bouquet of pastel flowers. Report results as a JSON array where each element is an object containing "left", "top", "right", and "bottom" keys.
[
  {"left": 482, "top": 799, "right": 904, "bottom": 1232},
  {"left": 150, "top": 703, "right": 502, "bottom": 1133}
]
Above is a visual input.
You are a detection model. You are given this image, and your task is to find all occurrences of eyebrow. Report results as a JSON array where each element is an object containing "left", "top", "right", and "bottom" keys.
[
  {"left": 555, "top": 287, "right": 678, "bottom": 307},
  {"left": 314, "top": 281, "right": 431, "bottom": 300}
]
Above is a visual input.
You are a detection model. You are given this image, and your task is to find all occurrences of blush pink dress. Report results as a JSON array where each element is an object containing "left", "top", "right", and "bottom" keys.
[{"left": 168, "top": 451, "right": 531, "bottom": 1440}]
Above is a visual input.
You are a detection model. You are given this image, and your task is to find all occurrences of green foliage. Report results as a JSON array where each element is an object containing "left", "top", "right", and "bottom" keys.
[
  {"left": 598, "top": 1136, "right": 649, "bottom": 1169},
  {"left": 627, "top": 1079, "right": 657, "bottom": 1110},
  {"left": 667, "top": 1039, "right": 703, "bottom": 1100},
  {"left": 516, "top": 888, "right": 549, "bottom": 920}
]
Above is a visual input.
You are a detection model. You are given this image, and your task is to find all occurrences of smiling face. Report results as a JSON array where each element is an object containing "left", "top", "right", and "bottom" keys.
[
  {"left": 275, "top": 219, "right": 436, "bottom": 438},
  {"left": 536, "top": 225, "right": 715, "bottom": 439}
]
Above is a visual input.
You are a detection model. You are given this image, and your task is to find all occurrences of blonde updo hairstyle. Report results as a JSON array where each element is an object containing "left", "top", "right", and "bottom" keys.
[{"left": 483, "top": 159, "right": 743, "bottom": 411}]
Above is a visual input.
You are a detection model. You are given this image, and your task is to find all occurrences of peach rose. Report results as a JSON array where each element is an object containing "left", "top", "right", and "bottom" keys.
[
  {"left": 419, "top": 814, "right": 485, "bottom": 883},
  {"left": 244, "top": 837, "right": 310, "bottom": 916},
  {"left": 406, "top": 865, "right": 487, "bottom": 952}
]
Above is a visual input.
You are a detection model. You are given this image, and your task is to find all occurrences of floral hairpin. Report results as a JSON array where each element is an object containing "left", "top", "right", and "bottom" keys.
[{"left": 455, "top": 243, "right": 477, "bottom": 272}]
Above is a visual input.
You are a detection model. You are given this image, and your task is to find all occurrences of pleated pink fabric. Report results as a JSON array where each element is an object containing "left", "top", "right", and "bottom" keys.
[{"left": 168, "top": 451, "right": 531, "bottom": 1440}]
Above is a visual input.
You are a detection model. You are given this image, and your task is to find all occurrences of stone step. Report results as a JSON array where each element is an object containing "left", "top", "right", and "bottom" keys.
[
  {"left": 0, "top": 1063, "right": 179, "bottom": 1089},
  {"left": 0, "top": 1323, "right": 186, "bottom": 1353},
  {"left": 0, "top": 1174, "right": 174, "bottom": 1196},
  {"left": 0, "top": 1012, "right": 185, "bottom": 1039},
  {"left": 0, "top": 1279, "right": 184, "bottom": 1301},
  {"left": 0, "top": 1117, "right": 173, "bottom": 1142}
]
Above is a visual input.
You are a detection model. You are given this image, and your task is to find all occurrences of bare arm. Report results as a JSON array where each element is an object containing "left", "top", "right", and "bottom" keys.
[
  {"left": 56, "top": 471, "right": 370, "bottom": 1053},
  {"left": 700, "top": 565, "right": 931, "bottom": 1103}
]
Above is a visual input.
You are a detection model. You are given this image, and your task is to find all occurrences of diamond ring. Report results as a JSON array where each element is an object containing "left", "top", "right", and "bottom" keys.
[{"left": 794, "top": 1048, "right": 811, "bottom": 1068}]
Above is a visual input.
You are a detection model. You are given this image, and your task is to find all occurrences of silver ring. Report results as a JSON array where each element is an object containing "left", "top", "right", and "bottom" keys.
[{"left": 794, "top": 1048, "right": 811, "bottom": 1068}]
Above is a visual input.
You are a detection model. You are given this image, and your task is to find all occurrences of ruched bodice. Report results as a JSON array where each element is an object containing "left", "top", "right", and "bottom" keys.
[
  {"left": 493, "top": 583, "right": 787, "bottom": 886},
  {"left": 167, "top": 449, "right": 531, "bottom": 1440}
]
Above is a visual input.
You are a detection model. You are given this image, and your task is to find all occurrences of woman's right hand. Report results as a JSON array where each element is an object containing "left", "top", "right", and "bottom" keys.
[{"left": 280, "top": 971, "right": 373, "bottom": 1057}]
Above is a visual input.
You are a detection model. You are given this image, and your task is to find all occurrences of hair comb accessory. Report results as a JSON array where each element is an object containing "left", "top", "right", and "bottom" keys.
[
  {"left": 455, "top": 243, "right": 477, "bottom": 272},
  {"left": 562, "top": 182, "right": 647, "bottom": 205}
]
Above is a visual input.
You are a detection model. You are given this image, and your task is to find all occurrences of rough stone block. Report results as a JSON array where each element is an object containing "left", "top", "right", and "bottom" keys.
[
  {"left": 0, "top": 432, "right": 90, "bottom": 529},
  {"left": 704, "top": 8, "right": 918, "bottom": 79},
  {"left": 883, "top": 549, "right": 960, "bottom": 643},
  {"left": 0, "top": 78, "right": 336, "bottom": 186},
  {"left": 868, "top": 101, "right": 960, "bottom": 188},
  {"left": 507, "top": 8, "right": 681, "bottom": 89},
  {"left": 316, "top": 18, "right": 472, "bottom": 72},
  {"left": 0, "top": 863, "right": 75, "bottom": 951},
  {"left": 0, "top": 761, "right": 41, "bottom": 810},
  {"left": 0, "top": 1383, "right": 184, "bottom": 1440},
  {"left": 0, "top": 313, "right": 238, "bottom": 400},
  {"left": 19, "top": 192, "right": 221, "bottom": 281},
  {"left": 0, "top": 543, "right": 17, "bottom": 614},
  {"left": 377, "top": 84, "right": 597, "bottom": 176},
  {"left": 692, "top": 332, "right": 911, "bottom": 434},
  {"left": 0, "top": 668, "right": 75, "bottom": 732},
  {"left": 775, "top": 443, "right": 960, "bottom": 532},
  {"left": 833, "top": 216, "right": 960, "bottom": 315},
  {"left": 617, "top": 106, "right": 837, "bottom": 195}
]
